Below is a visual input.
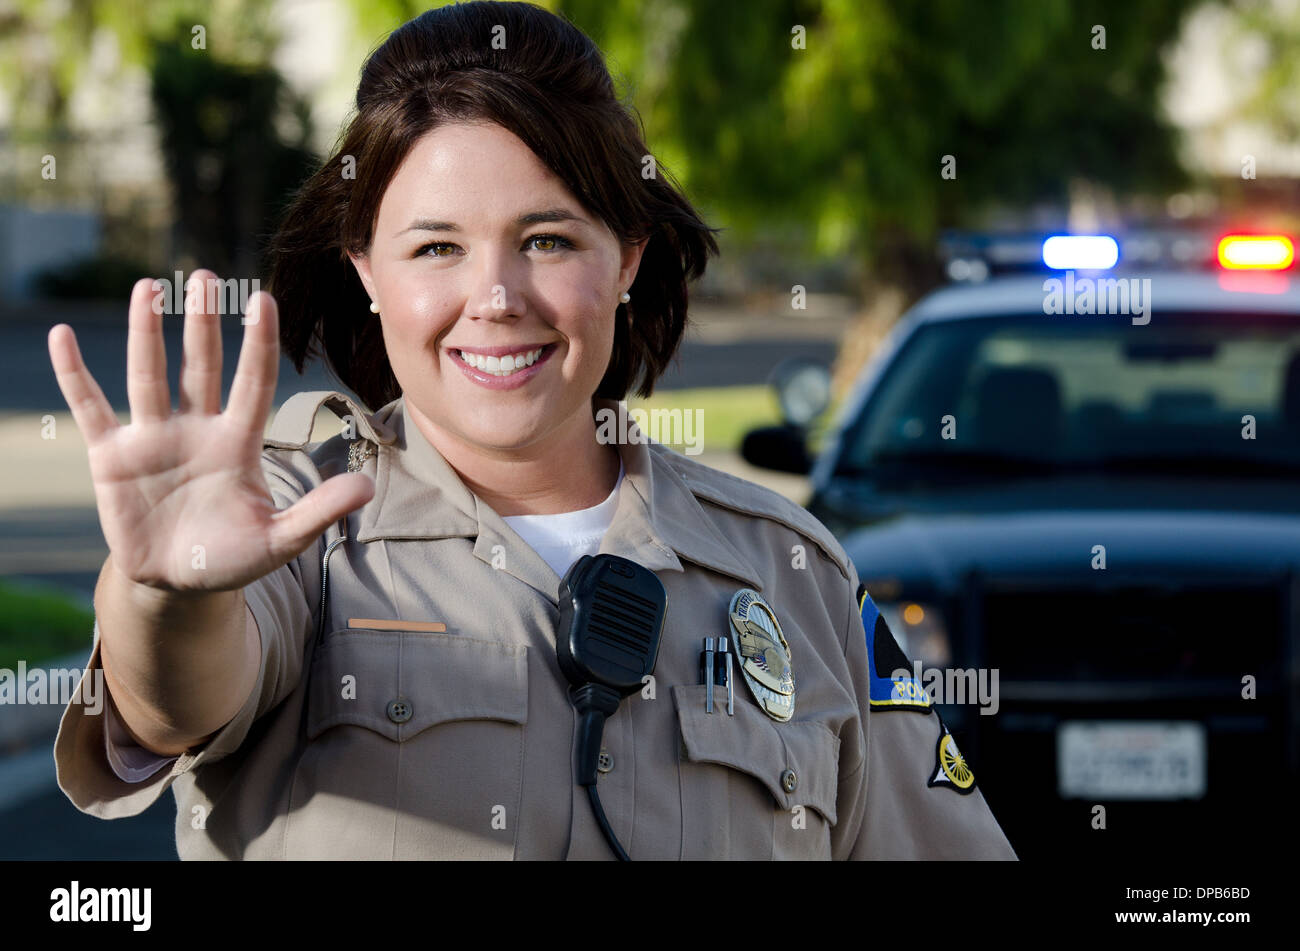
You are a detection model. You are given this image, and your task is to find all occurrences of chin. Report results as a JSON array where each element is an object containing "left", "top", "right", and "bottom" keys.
[{"left": 459, "top": 414, "right": 552, "bottom": 451}]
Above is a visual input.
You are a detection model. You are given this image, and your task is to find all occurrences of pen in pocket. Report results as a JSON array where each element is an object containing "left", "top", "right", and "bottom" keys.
[{"left": 699, "top": 636, "right": 715, "bottom": 713}]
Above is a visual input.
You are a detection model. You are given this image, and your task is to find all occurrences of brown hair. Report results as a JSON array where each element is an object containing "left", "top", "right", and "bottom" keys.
[{"left": 267, "top": 0, "right": 720, "bottom": 410}]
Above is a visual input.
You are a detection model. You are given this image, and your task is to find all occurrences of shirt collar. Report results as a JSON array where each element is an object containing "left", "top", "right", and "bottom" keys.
[{"left": 354, "top": 397, "right": 764, "bottom": 596}]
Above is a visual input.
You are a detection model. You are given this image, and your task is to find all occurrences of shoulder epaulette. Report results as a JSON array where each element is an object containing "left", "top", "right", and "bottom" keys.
[
  {"left": 659, "top": 446, "right": 852, "bottom": 581},
  {"left": 263, "top": 390, "right": 394, "bottom": 451}
]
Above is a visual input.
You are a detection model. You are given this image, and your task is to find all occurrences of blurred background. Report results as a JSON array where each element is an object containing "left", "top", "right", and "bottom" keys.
[{"left": 1, "top": 0, "right": 1297, "bottom": 859}]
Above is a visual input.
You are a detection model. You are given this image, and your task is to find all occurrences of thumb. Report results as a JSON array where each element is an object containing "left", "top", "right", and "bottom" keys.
[{"left": 266, "top": 472, "right": 375, "bottom": 564}]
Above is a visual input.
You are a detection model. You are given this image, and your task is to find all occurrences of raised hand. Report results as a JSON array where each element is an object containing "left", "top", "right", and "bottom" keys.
[{"left": 48, "top": 272, "right": 374, "bottom": 593}]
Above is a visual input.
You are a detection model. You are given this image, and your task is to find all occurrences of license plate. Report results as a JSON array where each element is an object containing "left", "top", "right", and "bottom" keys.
[{"left": 1057, "top": 721, "right": 1206, "bottom": 800}]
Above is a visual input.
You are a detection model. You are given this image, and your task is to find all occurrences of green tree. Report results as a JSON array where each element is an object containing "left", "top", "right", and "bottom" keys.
[
  {"left": 1215, "top": 0, "right": 1300, "bottom": 144},
  {"left": 563, "top": 0, "right": 1198, "bottom": 295},
  {"left": 1, "top": 0, "right": 314, "bottom": 279},
  {"left": 149, "top": 33, "right": 316, "bottom": 277}
]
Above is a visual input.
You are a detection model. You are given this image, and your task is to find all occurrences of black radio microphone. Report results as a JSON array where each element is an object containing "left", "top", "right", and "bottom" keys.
[{"left": 555, "top": 553, "right": 667, "bottom": 861}]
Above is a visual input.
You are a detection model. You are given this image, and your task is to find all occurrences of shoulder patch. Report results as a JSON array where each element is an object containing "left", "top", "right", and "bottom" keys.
[
  {"left": 857, "top": 583, "right": 932, "bottom": 713},
  {"left": 659, "top": 446, "right": 851, "bottom": 581},
  {"left": 928, "top": 711, "right": 977, "bottom": 794}
]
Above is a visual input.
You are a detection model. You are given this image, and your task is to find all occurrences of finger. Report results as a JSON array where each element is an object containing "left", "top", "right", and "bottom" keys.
[
  {"left": 126, "top": 277, "right": 171, "bottom": 422},
  {"left": 225, "top": 291, "right": 280, "bottom": 432},
  {"left": 48, "top": 324, "right": 119, "bottom": 445},
  {"left": 266, "top": 473, "right": 375, "bottom": 564},
  {"left": 178, "top": 269, "right": 223, "bottom": 415}
]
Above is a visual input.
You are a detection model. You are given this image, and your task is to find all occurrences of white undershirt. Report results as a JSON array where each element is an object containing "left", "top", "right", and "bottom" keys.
[
  {"left": 103, "top": 459, "right": 626, "bottom": 784},
  {"left": 501, "top": 458, "right": 624, "bottom": 579}
]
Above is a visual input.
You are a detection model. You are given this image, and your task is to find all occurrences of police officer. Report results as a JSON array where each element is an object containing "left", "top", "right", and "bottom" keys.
[{"left": 48, "top": 0, "right": 1014, "bottom": 860}]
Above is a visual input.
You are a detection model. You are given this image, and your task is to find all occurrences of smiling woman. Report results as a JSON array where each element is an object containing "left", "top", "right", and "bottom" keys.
[
  {"left": 267, "top": 6, "right": 719, "bottom": 516},
  {"left": 350, "top": 121, "right": 652, "bottom": 514},
  {"left": 48, "top": 0, "right": 1016, "bottom": 862},
  {"left": 268, "top": 6, "right": 714, "bottom": 409}
]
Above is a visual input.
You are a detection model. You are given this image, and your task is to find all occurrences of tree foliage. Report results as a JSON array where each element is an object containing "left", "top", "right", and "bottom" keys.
[{"left": 560, "top": 0, "right": 1201, "bottom": 293}]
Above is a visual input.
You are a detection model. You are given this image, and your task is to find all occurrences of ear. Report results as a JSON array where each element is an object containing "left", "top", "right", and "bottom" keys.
[
  {"left": 348, "top": 250, "right": 378, "bottom": 304},
  {"left": 617, "top": 237, "right": 650, "bottom": 295}
]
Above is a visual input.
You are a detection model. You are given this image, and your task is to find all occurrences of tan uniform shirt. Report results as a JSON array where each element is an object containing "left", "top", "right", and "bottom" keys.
[{"left": 54, "top": 392, "right": 1016, "bottom": 860}]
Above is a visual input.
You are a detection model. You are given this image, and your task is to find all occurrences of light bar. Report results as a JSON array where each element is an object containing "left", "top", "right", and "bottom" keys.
[
  {"left": 1042, "top": 235, "right": 1119, "bottom": 270},
  {"left": 1216, "top": 235, "right": 1294, "bottom": 270}
]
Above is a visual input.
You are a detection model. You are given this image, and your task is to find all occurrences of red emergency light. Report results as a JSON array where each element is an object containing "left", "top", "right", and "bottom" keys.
[{"left": 1216, "top": 235, "right": 1295, "bottom": 270}]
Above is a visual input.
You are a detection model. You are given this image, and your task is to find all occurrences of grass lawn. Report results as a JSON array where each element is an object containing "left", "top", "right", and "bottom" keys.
[
  {"left": 627, "top": 384, "right": 839, "bottom": 455},
  {"left": 627, "top": 384, "right": 781, "bottom": 454},
  {"left": 0, "top": 580, "right": 94, "bottom": 669}
]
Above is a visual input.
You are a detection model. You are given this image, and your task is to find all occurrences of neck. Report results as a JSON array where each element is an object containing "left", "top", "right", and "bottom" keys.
[{"left": 405, "top": 400, "right": 622, "bottom": 517}]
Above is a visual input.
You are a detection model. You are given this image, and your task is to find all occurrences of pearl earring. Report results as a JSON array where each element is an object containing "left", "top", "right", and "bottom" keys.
[
  {"left": 369, "top": 300, "right": 380, "bottom": 314},
  {"left": 619, "top": 291, "right": 631, "bottom": 304}
]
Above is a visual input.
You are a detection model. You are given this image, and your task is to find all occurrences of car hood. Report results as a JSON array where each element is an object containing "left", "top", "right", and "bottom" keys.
[{"left": 842, "top": 508, "right": 1300, "bottom": 591}]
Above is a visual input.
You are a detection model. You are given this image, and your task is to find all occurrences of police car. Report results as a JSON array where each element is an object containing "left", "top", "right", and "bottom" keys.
[{"left": 743, "top": 232, "right": 1300, "bottom": 860}]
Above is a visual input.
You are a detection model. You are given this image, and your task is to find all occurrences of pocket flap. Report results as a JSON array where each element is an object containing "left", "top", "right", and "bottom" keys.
[
  {"left": 308, "top": 630, "right": 528, "bottom": 741},
  {"left": 672, "top": 684, "right": 840, "bottom": 825}
]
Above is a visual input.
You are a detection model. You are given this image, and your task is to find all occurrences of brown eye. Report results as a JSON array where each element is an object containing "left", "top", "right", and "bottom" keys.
[
  {"left": 525, "top": 234, "right": 574, "bottom": 252},
  {"left": 417, "top": 242, "right": 458, "bottom": 258}
]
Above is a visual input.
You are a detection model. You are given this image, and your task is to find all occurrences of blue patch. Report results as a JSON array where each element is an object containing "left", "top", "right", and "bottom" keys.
[{"left": 858, "top": 584, "right": 932, "bottom": 712}]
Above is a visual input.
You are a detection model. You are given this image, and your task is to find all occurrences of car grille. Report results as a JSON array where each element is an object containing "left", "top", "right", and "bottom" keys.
[
  {"left": 945, "top": 572, "right": 1296, "bottom": 860},
  {"left": 981, "top": 579, "right": 1286, "bottom": 686}
]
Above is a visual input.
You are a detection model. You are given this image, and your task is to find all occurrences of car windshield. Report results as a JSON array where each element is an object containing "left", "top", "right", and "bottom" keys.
[{"left": 835, "top": 312, "right": 1300, "bottom": 480}]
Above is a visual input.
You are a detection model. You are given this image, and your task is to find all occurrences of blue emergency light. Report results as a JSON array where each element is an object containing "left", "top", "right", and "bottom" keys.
[{"left": 1042, "top": 235, "right": 1120, "bottom": 270}]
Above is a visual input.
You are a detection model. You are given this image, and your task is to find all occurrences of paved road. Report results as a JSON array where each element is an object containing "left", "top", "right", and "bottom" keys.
[{"left": 0, "top": 752, "right": 176, "bottom": 860}]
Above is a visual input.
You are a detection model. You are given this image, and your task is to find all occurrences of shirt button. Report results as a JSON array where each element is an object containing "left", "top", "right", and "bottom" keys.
[
  {"left": 780, "top": 768, "right": 798, "bottom": 793},
  {"left": 387, "top": 699, "right": 413, "bottom": 724},
  {"left": 597, "top": 751, "right": 615, "bottom": 774}
]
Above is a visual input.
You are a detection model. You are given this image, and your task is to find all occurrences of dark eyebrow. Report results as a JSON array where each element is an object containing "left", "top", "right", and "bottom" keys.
[{"left": 397, "top": 208, "right": 584, "bottom": 237}]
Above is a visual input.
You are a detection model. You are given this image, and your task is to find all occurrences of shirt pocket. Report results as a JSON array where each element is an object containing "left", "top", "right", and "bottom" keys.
[
  {"left": 284, "top": 628, "right": 528, "bottom": 859},
  {"left": 672, "top": 684, "right": 840, "bottom": 860}
]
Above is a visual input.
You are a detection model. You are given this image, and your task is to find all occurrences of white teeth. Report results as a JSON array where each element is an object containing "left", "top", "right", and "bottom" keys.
[{"left": 457, "top": 347, "right": 544, "bottom": 376}]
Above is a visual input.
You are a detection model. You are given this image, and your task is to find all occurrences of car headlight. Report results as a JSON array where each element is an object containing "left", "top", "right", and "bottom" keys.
[{"left": 874, "top": 601, "right": 952, "bottom": 670}]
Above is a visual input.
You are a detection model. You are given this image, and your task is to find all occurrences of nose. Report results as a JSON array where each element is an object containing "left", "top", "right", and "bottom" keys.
[{"left": 464, "top": 244, "right": 527, "bottom": 322}]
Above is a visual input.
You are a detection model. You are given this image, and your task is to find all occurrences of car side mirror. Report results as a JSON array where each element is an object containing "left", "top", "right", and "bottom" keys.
[
  {"left": 739, "top": 359, "right": 831, "bottom": 474},
  {"left": 741, "top": 424, "right": 813, "bottom": 474}
]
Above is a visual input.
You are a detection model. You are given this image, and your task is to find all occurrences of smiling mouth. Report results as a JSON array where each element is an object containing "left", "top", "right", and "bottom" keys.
[{"left": 452, "top": 344, "right": 553, "bottom": 376}]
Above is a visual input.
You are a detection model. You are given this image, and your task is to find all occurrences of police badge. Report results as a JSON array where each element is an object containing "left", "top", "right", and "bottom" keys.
[{"left": 728, "top": 589, "right": 796, "bottom": 722}]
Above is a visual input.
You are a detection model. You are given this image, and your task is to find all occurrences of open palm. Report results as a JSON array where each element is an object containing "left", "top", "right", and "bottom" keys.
[{"left": 48, "top": 273, "right": 374, "bottom": 592}]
